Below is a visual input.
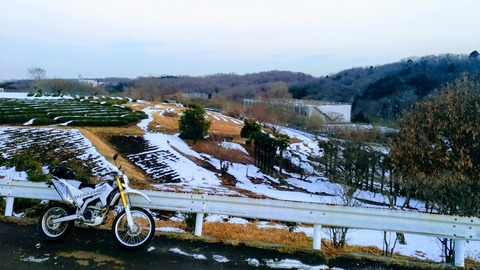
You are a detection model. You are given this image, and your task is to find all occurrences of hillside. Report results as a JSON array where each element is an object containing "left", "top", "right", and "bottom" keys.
[
  {"left": 116, "top": 51, "right": 480, "bottom": 124},
  {"left": 1, "top": 93, "right": 480, "bottom": 266},
  {"left": 4, "top": 51, "right": 480, "bottom": 125},
  {"left": 290, "top": 51, "right": 480, "bottom": 123}
]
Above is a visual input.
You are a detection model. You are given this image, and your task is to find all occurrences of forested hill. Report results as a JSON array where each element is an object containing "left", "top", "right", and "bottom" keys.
[
  {"left": 290, "top": 51, "right": 480, "bottom": 123},
  {"left": 126, "top": 51, "right": 479, "bottom": 124},
  {"left": 5, "top": 52, "right": 479, "bottom": 124}
]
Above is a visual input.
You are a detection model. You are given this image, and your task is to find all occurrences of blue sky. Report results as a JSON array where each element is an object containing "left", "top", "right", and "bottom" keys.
[{"left": 1, "top": 0, "right": 479, "bottom": 80}]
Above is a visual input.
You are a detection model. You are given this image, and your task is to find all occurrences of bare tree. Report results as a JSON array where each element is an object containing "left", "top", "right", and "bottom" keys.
[
  {"left": 27, "top": 67, "right": 46, "bottom": 80},
  {"left": 327, "top": 183, "right": 363, "bottom": 249},
  {"left": 27, "top": 67, "right": 46, "bottom": 90}
]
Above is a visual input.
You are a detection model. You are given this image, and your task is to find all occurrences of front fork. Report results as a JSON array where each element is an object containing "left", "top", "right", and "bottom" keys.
[{"left": 116, "top": 177, "right": 135, "bottom": 229}]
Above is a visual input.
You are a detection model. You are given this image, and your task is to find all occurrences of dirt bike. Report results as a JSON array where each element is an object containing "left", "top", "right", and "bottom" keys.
[{"left": 39, "top": 154, "right": 155, "bottom": 250}]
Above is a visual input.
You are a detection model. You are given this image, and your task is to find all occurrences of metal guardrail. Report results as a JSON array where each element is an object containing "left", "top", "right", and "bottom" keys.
[{"left": 1, "top": 178, "right": 479, "bottom": 267}]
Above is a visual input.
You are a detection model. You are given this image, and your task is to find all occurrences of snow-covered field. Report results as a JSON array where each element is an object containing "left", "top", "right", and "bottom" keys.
[{"left": 1, "top": 92, "right": 479, "bottom": 266}]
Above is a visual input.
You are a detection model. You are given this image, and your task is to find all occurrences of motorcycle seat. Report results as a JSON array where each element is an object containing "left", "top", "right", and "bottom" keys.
[{"left": 78, "top": 182, "right": 96, "bottom": 189}]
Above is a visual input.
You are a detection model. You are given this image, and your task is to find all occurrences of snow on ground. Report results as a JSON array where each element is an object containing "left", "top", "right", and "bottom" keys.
[
  {"left": 265, "top": 259, "right": 329, "bottom": 270},
  {"left": 220, "top": 141, "right": 248, "bottom": 154},
  {"left": 135, "top": 105, "right": 480, "bottom": 263},
  {"left": 0, "top": 92, "right": 71, "bottom": 99},
  {"left": 1, "top": 96, "right": 479, "bottom": 265},
  {"left": 170, "top": 248, "right": 207, "bottom": 260}
]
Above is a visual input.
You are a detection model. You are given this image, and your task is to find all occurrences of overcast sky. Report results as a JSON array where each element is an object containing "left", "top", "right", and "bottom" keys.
[{"left": 1, "top": 0, "right": 479, "bottom": 80}]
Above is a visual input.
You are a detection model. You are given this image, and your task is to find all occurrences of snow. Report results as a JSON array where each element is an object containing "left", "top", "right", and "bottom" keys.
[
  {"left": 212, "top": 255, "right": 229, "bottom": 263},
  {"left": 246, "top": 258, "right": 261, "bottom": 267},
  {"left": 156, "top": 227, "right": 186, "bottom": 233},
  {"left": 220, "top": 142, "right": 249, "bottom": 154},
  {"left": 169, "top": 248, "right": 207, "bottom": 260},
  {"left": 23, "top": 119, "right": 35, "bottom": 126},
  {"left": 144, "top": 132, "right": 223, "bottom": 189},
  {"left": 21, "top": 256, "right": 49, "bottom": 263},
  {"left": 0, "top": 92, "right": 75, "bottom": 100},
  {"left": 1, "top": 96, "right": 479, "bottom": 265},
  {"left": 265, "top": 259, "right": 329, "bottom": 270}
]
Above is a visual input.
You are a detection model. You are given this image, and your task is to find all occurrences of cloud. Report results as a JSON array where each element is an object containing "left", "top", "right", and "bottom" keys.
[{"left": 1, "top": 0, "right": 480, "bottom": 79}]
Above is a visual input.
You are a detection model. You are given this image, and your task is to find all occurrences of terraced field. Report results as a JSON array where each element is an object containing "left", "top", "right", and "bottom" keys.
[
  {"left": 0, "top": 98, "right": 147, "bottom": 126},
  {"left": 106, "top": 135, "right": 181, "bottom": 183},
  {"left": 0, "top": 127, "right": 115, "bottom": 179}
]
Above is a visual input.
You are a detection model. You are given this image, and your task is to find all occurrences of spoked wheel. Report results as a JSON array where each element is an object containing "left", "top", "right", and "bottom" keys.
[
  {"left": 39, "top": 203, "right": 74, "bottom": 242},
  {"left": 112, "top": 207, "right": 155, "bottom": 250}
]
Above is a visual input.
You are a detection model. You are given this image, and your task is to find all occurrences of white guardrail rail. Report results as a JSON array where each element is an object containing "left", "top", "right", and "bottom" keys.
[{"left": 1, "top": 178, "right": 479, "bottom": 267}]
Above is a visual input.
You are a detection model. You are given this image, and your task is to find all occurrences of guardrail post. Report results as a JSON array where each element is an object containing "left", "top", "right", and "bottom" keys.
[
  {"left": 313, "top": 224, "right": 322, "bottom": 250},
  {"left": 454, "top": 239, "right": 465, "bottom": 267},
  {"left": 4, "top": 197, "right": 14, "bottom": 216},
  {"left": 194, "top": 212, "right": 204, "bottom": 236}
]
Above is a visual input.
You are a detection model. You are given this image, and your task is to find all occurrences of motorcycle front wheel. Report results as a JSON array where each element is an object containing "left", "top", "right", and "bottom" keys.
[
  {"left": 112, "top": 207, "right": 155, "bottom": 250},
  {"left": 39, "top": 203, "right": 74, "bottom": 242}
]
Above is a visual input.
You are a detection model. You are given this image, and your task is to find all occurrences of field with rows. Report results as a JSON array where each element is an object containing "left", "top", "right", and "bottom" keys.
[{"left": 0, "top": 97, "right": 147, "bottom": 126}]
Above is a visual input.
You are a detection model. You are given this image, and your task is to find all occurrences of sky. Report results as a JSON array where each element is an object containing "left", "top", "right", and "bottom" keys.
[{"left": 1, "top": 0, "right": 479, "bottom": 80}]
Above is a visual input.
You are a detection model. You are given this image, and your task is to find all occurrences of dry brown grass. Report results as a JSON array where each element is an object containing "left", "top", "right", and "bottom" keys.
[
  {"left": 189, "top": 140, "right": 253, "bottom": 165},
  {"left": 207, "top": 113, "right": 244, "bottom": 141},
  {"left": 155, "top": 219, "right": 188, "bottom": 231},
  {"left": 203, "top": 222, "right": 312, "bottom": 248},
  {"left": 126, "top": 102, "right": 151, "bottom": 111},
  {"left": 150, "top": 219, "right": 392, "bottom": 260},
  {"left": 150, "top": 111, "right": 181, "bottom": 134}
]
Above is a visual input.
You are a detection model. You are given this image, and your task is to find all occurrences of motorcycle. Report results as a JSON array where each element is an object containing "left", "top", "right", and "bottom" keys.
[{"left": 39, "top": 154, "right": 155, "bottom": 250}]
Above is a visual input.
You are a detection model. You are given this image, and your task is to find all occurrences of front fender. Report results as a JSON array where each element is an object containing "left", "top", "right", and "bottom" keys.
[{"left": 123, "top": 186, "right": 151, "bottom": 203}]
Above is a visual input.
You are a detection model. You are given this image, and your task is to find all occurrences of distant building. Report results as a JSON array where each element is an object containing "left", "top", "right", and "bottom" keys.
[
  {"left": 0, "top": 88, "right": 4, "bottom": 92},
  {"left": 78, "top": 75, "right": 99, "bottom": 87},
  {"left": 182, "top": 92, "right": 210, "bottom": 99},
  {"left": 243, "top": 98, "right": 352, "bottom": 123}
]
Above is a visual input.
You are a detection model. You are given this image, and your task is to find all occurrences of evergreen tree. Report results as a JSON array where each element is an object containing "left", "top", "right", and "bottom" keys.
[
  {"left": 273, "top": 131, "right": 290, "bottom": 174},
  {"left": 240, "top": 118, "right": 261, "bottom": 144},
  {"left": 178, "top": 104, "right": 211, "bottom": 143}
]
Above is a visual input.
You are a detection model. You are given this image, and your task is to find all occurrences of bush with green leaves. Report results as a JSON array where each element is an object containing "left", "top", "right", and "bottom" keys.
[
  {"left": 181, "top": 212, "right": 207, "bottom": 232},
  {"left": 240, "top": 118, "right": 261, "bottom": 145},
  {"left": 6, "top": 151, "right": 49, "bottom": 182},
  {"left": 178, "top": 104, "right": 211, "bottom": 143},
  {"left": 13, "top": 198, "right": 44, "bottom": 217}
]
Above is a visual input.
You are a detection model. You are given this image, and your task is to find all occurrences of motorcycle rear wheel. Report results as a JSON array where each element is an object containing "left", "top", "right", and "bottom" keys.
[
  {"left": 39, "top": 203, "right": 74, "bottom": 242},
  {"left": 112, "top": 207, "right": 155, "bottom": 250}
]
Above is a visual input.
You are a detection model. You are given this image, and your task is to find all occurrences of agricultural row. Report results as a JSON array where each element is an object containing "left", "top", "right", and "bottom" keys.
[{"left": 0, "top": 97, "right": 147, "bottom": 126}]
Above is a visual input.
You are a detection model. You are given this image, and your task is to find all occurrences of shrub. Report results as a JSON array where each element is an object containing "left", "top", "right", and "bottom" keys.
[
  {"left": 49, "top": 158, "right": 93, "bottom": 183},
  {"left": 6, "top": 152, "right": 48, "bottom": 183},
  {"left": 31, "top": 118, "right": 57, "bottom": 125},
  {"left": 13, "top": 198, "right": 44, "bottom": 217},
  {"left": 181, "top": 212, "right": 207, "bottom": 232}
]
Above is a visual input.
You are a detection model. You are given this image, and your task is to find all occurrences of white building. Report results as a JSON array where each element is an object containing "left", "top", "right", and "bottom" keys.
[
  {"left": 244, "top": 99, "right": 352, "bottom": 123},
  {"left": 78, "top": 75, "right": 99, "bottom": 87}
]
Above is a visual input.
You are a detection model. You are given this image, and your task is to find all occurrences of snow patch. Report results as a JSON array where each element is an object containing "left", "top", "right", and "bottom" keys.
[
  {"left": 265, "top": 259, "right": 330, "bottom": 269},
  {"left": 169, "top": 248, "right": 207, "bottom": 260},
  {"left": 21, "top": 256, "right": 49, "bottom": 263},
  {"left": 213, "top": 255, "right": 229, "bottom": 263}
]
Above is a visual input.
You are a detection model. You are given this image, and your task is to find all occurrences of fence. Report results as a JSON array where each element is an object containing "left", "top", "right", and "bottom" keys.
[{"left": 1, "top": 178, "right": 479, "bottom": 267}]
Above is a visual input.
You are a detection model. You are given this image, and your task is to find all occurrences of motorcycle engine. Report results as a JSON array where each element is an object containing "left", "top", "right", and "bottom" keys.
[{"left": 83, "top": 201, "right": 107, "bottom": 226}]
